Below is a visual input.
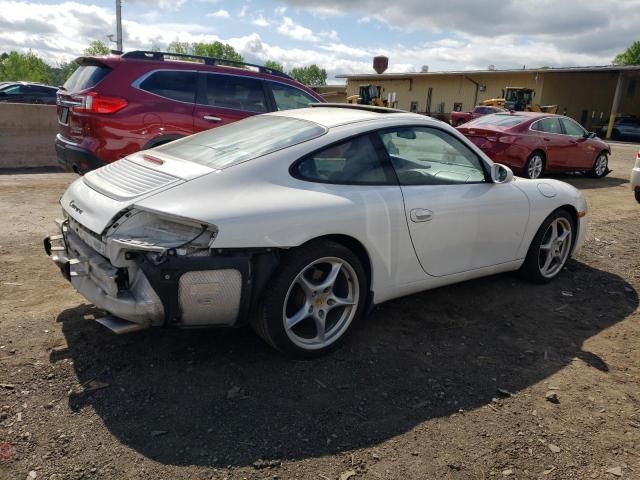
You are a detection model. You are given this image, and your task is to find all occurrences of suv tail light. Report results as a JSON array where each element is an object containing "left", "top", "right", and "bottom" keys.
[{"left": 71, "top": 91, "right": 128, "bottom": 114}]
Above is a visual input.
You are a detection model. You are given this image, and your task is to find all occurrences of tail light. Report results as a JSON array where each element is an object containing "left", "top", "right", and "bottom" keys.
[
  {"left": 70, "top": 91, "right": 128, "bottom": 114},
  {"left": 486, "top": 135, "right": 516, "bottom": 144}
]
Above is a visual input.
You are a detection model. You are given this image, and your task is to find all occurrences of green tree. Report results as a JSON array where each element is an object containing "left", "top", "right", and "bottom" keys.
[
  {"left": 166, "top": 41, "right": 244, "bottom": 63},
  {"left": 613, "top": 41, "right": 640, "bottom": 65},
  {"left": 48, "top": 61, "right": 78, "bottom": 86},
  {"left": 264, "top": 60, "right": 284, "bottom": 72},
  {"left": 288, "top": 64, "right": 327, "bottom": 86},
  {"left": 192, "top": 42, "right": 244, "bottom": 62},
  {"left": 84, "top": 40, "right": 110, "bottom": 56},
  {"left": 0, "top": 51, "right": 50, "bottom": 82},
  {"left": 167, "top": 41, "right": 190, "bottom": 55}
]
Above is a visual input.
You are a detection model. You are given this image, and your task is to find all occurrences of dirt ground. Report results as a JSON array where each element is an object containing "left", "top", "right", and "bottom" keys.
[{"left": 1, "top": 145, "right": 639, "bottom": 480}]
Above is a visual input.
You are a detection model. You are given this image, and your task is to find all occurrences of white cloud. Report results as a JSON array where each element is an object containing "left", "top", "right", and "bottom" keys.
[
  {"left": 252, "top": 16, "right": 270, "bottom": 27},
  {"left": 237, "top": 5, "right": 248, "bottom": 18},
  {"left": 207, "top": 9, "right": 229, "bottom": 18},
  {"left": 274, "top": 6, "right": 287, "bottom": 16},
  {"left": 320, "top": 30, "right": 339, "bottom": 42},
  {"left": 277, "top": 16, "right": 317, "bottom": 42}
]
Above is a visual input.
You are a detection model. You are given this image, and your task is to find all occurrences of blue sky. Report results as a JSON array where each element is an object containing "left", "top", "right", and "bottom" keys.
[{"left": 1, "top": 0, "right": 638, "bottom": 83}]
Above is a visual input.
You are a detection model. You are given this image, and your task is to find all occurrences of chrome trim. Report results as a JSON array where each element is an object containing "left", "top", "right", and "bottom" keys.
[
  {"left": 56, "top": 133, "right": 80, "bottom": 146},
  {"left": 59, "top": 99, "right": 83, "bottom": 107}
]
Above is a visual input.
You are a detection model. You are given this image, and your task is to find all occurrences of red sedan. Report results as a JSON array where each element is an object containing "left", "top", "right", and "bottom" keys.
[{"left": 457, "top": 112, "right": 611, "bottom": 179}]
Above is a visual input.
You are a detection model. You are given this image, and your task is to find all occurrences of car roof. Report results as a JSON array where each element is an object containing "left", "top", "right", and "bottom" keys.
[{"left": 266, "top": 105, "right": 432, "bottom": 128}]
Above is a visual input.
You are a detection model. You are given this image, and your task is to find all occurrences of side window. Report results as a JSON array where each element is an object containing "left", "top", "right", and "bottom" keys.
[
  {"left": 379, "top": 127, "right": 487, "bottom": 185},
  {"left": 294, "top": 134, "right": 389, "bottom": 184},
  {"left": 3, "top": 85, "right": 23, "bottom": 95},
  {"left": 271, "top": 82, "right": 317, "bottom": 110},
  {"left": 532, "top": 118, "right": 562, "bottom": 134},
  {"left": 202, "top": 74, "right": 267, "bottom": 112},
  {"left": 139, "top": 71, "right": 197, "bottom": 103},
  {"left": 561, "top": 118, "right": 586, "bottom": 137}
]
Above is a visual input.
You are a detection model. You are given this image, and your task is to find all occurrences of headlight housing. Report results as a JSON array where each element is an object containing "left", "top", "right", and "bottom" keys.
[{"left": 105, "top": 210, "right": 217, "bottom": 254}]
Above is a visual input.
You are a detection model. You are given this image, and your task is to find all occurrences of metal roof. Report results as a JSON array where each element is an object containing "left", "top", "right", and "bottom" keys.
[{"left": 337, "top": 64, "right": 640, "bottom": 80}]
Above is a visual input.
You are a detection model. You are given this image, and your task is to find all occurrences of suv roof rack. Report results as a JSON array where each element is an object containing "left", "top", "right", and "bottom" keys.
[
  {"left": 121, "top": 50, "right": 292, "bottom": 79},
  {"left": 309, "top": 103, "right": 406, "bottom": 114}
]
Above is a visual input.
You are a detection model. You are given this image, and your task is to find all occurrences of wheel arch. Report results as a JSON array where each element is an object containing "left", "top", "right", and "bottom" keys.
[
  {"left": 300, "top": 234, "right": 373, "bottom": 290},
  {"left": 142, "top": 134, "right": 185, "bottom": 150}
]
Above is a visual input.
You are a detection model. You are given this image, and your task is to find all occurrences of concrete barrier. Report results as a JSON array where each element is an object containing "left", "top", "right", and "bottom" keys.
[{"left": 0, "top": 103, "right": 59, "bottom": 169}]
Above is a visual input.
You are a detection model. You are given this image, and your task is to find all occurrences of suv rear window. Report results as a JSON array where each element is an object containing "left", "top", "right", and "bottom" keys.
[
  {"left": 467, "top": 113, "right": 527, "bottom": 127},
  {"left": 139, "top": 71, "right": 197, "bottom": 103},
  {"left": 155, "top": 115, "right": 326, "bottom": 169},
  {"left": 64, "top": 64, "right": 111, "bottom": 91}
]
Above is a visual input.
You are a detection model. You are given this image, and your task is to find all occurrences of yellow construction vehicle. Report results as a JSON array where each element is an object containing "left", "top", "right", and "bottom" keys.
[
  {"left": 347, "top": 84, "right": 387, "bottom": 107},
  {"left": 482, "top": 87, "right": 558, "bottom": 114}
]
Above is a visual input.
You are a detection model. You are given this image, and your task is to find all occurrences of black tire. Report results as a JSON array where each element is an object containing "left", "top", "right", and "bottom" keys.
[
  {"left": 635, "top": 189, "right": 640, "bottom": 204},
  {"left": 253, "top": 240, "right": 368, "bottom": 358},
  {"left": 588, "top": 152, "right": 609, "bottom": 178},
  {"left": 524, "top": 151, "right": 545, "bottom": 179},
  {"left": 519, "top": 209, "right": 575, "bottom": 284}
]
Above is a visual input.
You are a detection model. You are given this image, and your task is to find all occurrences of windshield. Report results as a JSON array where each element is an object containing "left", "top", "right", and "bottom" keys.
[
  {"left": 155, "top": 115, "right": 327, "bottom": 169},
  {"left": 466, "top": 113, "right": 527, "bottom": 128}
]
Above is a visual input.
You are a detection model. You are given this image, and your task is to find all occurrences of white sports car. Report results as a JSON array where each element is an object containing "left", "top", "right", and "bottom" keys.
[{"left": 45, "top": 104, "right": 588, "bottom": 357}]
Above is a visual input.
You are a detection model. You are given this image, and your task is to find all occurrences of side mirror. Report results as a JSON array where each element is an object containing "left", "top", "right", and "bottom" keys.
[{"left": 490, "top": 163, "right": 514, "bottom": 184}]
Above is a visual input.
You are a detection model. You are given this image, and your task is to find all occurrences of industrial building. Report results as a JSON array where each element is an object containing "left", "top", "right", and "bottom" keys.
[{"left": 338, "top": 64, "right": 640, "bottom": 137}]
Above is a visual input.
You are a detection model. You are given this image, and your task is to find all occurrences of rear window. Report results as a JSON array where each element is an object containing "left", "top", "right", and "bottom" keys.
[
  {"left": 466, "top": 113, "right": 527, "bottom": 128},
  {"left": 138, "top": 71, "right": 197, "bottom": 103},
  {"left": 154, "top": 115, "right": 326, "bottom": 169},
  {"left": 63, "top": 64, "right": 111, "bottom": 91}
]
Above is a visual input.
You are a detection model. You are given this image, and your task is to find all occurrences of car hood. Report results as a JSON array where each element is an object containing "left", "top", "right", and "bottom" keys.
[{"left": 61, "top": 151, "right": 214, "bottom": 233}]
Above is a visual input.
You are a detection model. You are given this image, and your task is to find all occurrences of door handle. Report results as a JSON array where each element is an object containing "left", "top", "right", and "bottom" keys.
[
  {"left": 410, "top": 208, "right": 433, "bottom": 222},
  {"left": 203, "top": 115, "right": 222, "bottom": 122},
  {"left": 543, "top": 137, "right": 550, "bottom": 141}
]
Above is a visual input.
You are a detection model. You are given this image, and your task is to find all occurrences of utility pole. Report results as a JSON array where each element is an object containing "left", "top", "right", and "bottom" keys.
[{"left": 116, "top": 0, "right": 123, "bottom": 52}]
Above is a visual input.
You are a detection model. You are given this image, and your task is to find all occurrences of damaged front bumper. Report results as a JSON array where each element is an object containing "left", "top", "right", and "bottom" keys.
[{"left": 44, "top": 220, "right": 277, "bottom": 331}]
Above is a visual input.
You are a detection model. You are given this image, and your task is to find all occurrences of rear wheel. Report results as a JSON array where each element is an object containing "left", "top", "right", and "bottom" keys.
[
  {"left": 254, "top": 241, "right": 367, "bottom": 358},
  {"left": 519, "top": 209, "right": 574, "bottom": 283},
  {"left": 635, "top": 189, "right": 640, "bottom": 204},
  {"left": 588, "top": 152, "right": 608, "bottom": 178},
  {"left": 524, "top": 152, "right": 545, "bottom": 179}
]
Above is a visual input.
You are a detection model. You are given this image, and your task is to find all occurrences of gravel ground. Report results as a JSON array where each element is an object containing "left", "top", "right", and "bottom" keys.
[{"left": 1, "top": 144, "right": 639, "bottom": 480}]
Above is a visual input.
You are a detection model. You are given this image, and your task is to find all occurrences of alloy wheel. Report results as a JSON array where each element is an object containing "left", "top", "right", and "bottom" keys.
[
  {"left": 527, "top": 154, "right": 544, "bottom": 179},
  {"left": 594, "top": 154, "right": 608, "bottom": 177},
  {"left": 538, "top": 217, "right": 573, "bottom": 278},
  {"left": 282, "top": 257, "right": 359, "bottom": 350}
]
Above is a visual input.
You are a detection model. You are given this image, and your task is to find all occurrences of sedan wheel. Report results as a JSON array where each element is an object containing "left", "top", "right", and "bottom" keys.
[
  {"left": 520, "top": 210, "right": 574, "bottom": 283},
  {"left": 525, "top": 153, "right": 545, "bottom": 179},
  {"left": 589, "top": 153, "right": 609, "bottom": 178},
  {"left": 255, "top": 241, "right": 366, "bottom": 357}
]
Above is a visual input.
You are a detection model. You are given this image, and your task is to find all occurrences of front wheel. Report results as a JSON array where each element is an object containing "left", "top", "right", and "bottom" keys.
[
  {"left": 524, "top": 152, "right": 545, "bottom": 179},
  {"left": 519, "top": 210, "right": 575, "bottom": 283},
  {"left": 588, "top": 152, "right": 609, "bottom": 178},
  {"left": 254, "top": 241, "right": 367, "bottom": 358}
]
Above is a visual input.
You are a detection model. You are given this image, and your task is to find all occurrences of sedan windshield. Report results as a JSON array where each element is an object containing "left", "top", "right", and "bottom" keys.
[
  {"left": 155, "top": 115, "right": 327, "bottom": 170},
  {"left": 466, "top": 113, "right": 527, "bottom": 128}
]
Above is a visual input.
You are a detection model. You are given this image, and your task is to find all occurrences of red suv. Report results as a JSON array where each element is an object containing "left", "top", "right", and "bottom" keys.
[{"left": 55, "top": 50, "right": 325, "bottom": 173}]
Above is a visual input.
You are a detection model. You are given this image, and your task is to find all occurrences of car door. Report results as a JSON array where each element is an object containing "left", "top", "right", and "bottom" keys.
[
  {"left": 136, "top": 70, "right": 197, "bottom": 135},
  {"left": 529, "top": 117, "right": 567, "bottom": 170},
  {"left": 378, "top": 126, "right": 529, "bottom": 277},
  {"left": 560, "top": 117, "right": 598, "bottom": 169},
  {"left": 193, "top": 73, "right": 268, "bottom": 132}
]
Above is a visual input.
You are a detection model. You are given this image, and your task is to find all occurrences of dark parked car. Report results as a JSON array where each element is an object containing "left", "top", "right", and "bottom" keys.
[
  {"left": 457, "top": 112, "right": 611, "bottom": 179},
  {"left": 0, "top": 82, "right": 57, "bottom": 104},
  {"left": 598, "top": 117, "right": 640, "bottom": 142},
  {"left": 55, "top": 50, "right": 325, "bottom": 174}
]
